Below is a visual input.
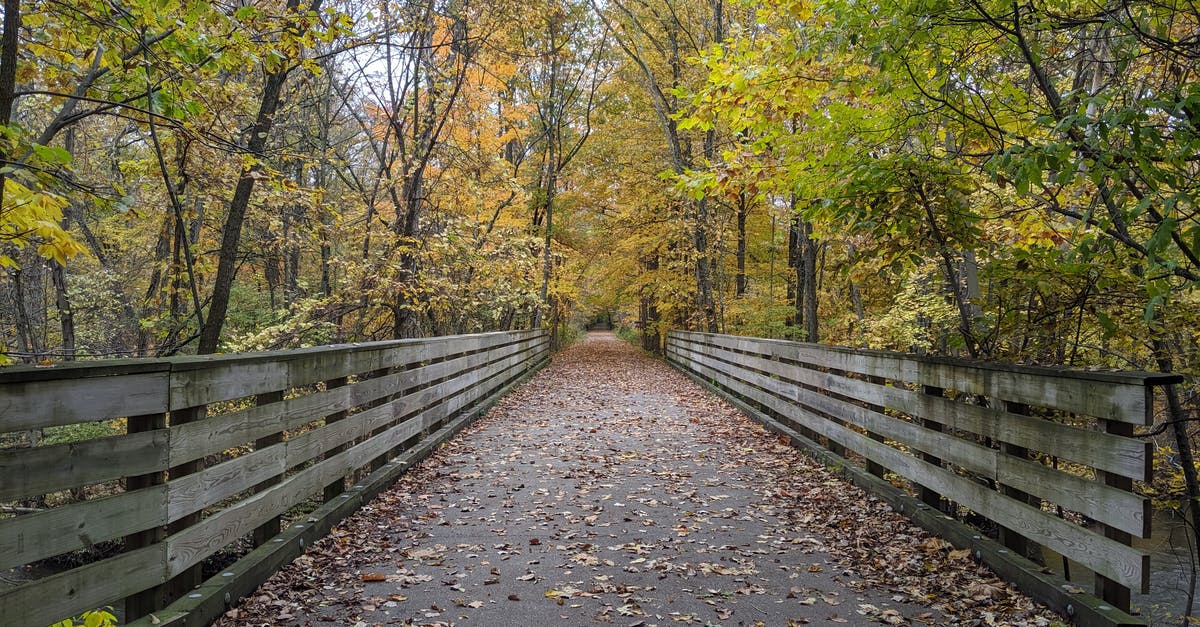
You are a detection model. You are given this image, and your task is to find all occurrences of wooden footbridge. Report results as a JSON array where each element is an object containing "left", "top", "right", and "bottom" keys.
[{"left": 0, "top": 330, "right": 1183, "bottom": 626}]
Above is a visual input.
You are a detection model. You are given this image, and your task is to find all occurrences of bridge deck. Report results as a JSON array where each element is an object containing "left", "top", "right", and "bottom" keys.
[{"left": 216, "top": 333, "right": 1055, "bottom": 626}]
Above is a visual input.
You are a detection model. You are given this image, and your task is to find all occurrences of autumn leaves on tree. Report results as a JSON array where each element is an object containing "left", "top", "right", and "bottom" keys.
[{"left": 0, "top": 0, "right": 1197, "bottom": 389}]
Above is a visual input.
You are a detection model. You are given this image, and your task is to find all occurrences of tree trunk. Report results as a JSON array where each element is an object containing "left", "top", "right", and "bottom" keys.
[
  {"left": 198, "top": 0, "right": 311, "bottom": 354},
  {"left": 789, "top": 204, "right": 819, "bottom": 342},
  {"left": 51, "top": 262, "right": 75, "bottom": 360},
  {"left": 917, "top": 181, "right": 979, "bottom": 357},
  {"left": 640, "top": 257, "right": 660, "bottom": 353},
  {"left": 534, "top": 41, "right": 559, "bottom": 331},
  {"left": 846, "top": 244, "right": 865, "bottom": 344},
  {"left": 735, "top": 194, "right": 747, "bottom": 297},
  {"left": 387, "top": 7, "right": 471, "bottom": 339},
  {"left": 787, "top": 210, "right": 798, "bottom": 326},
  {"left": 695, "top": 197, "right": 718, "bottom": 332},
  {"left": 12, "top": 252, "right": 48, "bottom": 360},
  {"left": 283, "top": 163, "right": 302, "bottom": 307},
  {"left": 534, "top": 178, "right": 555, "bottom": 329},
  {"left": 0, "top": 0, "right": 19, "bottom": 216},
  {"left": 695, "top": 0, "right": 723, "bottom": 332},
  {"left": 801, "top": 220, "right": 818, "bottom": 343}
]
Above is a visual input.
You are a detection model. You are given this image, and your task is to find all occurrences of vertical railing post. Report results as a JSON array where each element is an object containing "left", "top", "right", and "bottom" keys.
[
  {"left": 252, "top": 390, "right": 285, "bottom": 546},
  {"left": 999, "top": 401, "right": 1039, "bottom": 560},
  {"left": 821, "top": 367, "right": 847, "bottom": 458},
  {"left": 165, "top": 404, "right": 206, "bottom": 599},
  {"left": 323, "top": 376, "right": 349, "bottom": 501},
  {"left": 1094, "top": 417, "right": 1135, "bottom": 612},
  {"left": 919, "top": 385, "right": 945, "bottom": 511},
  {"left": 123, "top": 412, "right": 168, "bottom": 620},
  {"left": 368, "top": 364, "right": 400, "bottom": 473},
  {"left": 864, "top": 374, "right": 888, "bottom": 479}
]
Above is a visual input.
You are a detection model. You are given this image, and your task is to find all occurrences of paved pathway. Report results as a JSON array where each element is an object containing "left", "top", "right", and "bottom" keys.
[{"left": 218, "top": 333, "right": 1055, "bottom": 626}]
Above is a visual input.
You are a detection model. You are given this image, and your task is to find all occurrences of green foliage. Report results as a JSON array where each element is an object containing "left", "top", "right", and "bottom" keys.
[
  {"left": 41, "top": 420, "right": 124, "bottom": 447},
  {"left": 1, "top": 175, "right": 88, "bottom": 268},
  {"left": 860, "top": 264, "right": 960, "bottom": 353},
  {"left": 615, "top": 325, "right": 640, "bottom": 344}
]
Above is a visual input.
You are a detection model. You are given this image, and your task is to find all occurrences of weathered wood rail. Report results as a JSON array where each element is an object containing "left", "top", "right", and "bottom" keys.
[
  {"left": 667, "top": 330, "right": 1182, "bottom": 627},
  {"left": 0, "top": 330, "right": 549, "bottom": 627}
]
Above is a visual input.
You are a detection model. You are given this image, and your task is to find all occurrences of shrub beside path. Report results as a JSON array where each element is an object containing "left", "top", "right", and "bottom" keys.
[{"left": 216, "top": 333, "right": 1059, "bottom": 626}]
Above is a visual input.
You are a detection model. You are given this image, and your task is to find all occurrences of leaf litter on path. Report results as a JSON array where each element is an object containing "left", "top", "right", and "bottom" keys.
[{"left": 214, "top": 333, "right": 1062, "bottom": 626}]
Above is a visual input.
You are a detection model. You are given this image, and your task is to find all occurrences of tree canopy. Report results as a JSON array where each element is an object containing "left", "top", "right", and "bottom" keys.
[{"left": 0, "top": 0, "right": 1195, "bottom": 380}]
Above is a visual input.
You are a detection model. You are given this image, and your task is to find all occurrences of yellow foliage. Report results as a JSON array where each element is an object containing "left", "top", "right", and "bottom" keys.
[{"left": 0, "top": 179, "right": 88, "bottom": 268}]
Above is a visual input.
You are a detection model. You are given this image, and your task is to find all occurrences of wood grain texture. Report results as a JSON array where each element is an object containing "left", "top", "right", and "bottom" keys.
[
  {"left": 0, "top": 330, "right": 548, "bottom": 626},
  {"left": 671, "top": 330, "right": 1180, "bottom": 386},
  {"left": 166, "top": 335, "right": 546, "bottom": 465},
  {"left": 0, "top": 371, "right": 169, "bottom": 431},
  {"left": 677, "top": 362, "right": 1149, "bottom": 627},
  {"left": 124, "top": 346, "right": 550, "bottom": 627},
  {"left": 165, "top": 342, "right": 545, "bottom": 523},
  {"left": 0, "top": 486, "right": 167, "bottom": 570},
  {"left": 673, "top": 331, "right": 1159, "bottom": 424},
  {"left": 167, "top": 385, "right": 352, "bottom": 467},
  {"left": 166, "top": 331, "right": 539, "bottom": 409},
  {"left": 0, "top": 429, "right": 168, "bottom": 501}
]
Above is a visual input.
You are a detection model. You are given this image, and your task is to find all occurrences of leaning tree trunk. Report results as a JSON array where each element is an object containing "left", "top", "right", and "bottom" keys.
[
  {"left": 1152, "top": 339, "right": 1200, "bottom": 622},
  {"left": 198, "top": 0, "right": 312, "bottom": 354}
]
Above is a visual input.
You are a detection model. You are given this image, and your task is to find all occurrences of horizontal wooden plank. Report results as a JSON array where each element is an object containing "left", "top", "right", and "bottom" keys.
[
  {"left": 0, "top": 485, "right": 167, "bottom": 571},
  {"left": 278, "top": 347, "right": 527, "bottom": 467},
  {"left": 167, "top": 384, "right": 353, "bottom": 467},
  {"left": 0, "top": 359, "right": 170, "bottom": 384},
  {"left": 0, "top": 543, "right": 168, "bottom": 627},
  {"left": 672, "top": 343, "right": 1148, "bottom": 536},
  {"left": 671, "top": 349, "right": 1149, "bottom": 591},
  {"left": 279, "top": 402, "right": 396, "bottom": 474},
  {"left": 168, "top": 331, "right": 544, "bottom": 409},
  {"left": 128, "top": 349, "right": 549, "bottom": 627},
  {"left": 670, "top": 331, "right": 1182, "bottom": 386},
  {"left": 671, "top": 332, "right": 1159, "bottom": 424},
  {"left": 165, "top": 340, "right": 546, "bottom": 523},
  {"left": 0, "top": 331, "right": 543, "bottom": 432},
  {"left": 0, "top": 371, "right": 169, "bottom": 432},
  {"left": 0, "top": 330, "right": 545, "bottom": 627},
  {"left": 0, "top": 429, "right": 168, "bottom": 501},
  {"left": 226, "top": 331, "right": 518, "bottom": 391},
  {"left": 675, "top": 338, "right": 1149, "bottom": 480},
  {"left": 337, "top": 330, "right": 543, "bottom": 379},
  {"left": 166, "top": 335, "right": 547, "bottom": 465},
  {"left": 167, "top": 445, "right": 287, "bottom": 523},
  {"left": 169, "top": 361, "right": 289, "bottom": 411},
  {"left": 165, "top": 403, "right": 436, "bottom": 576},
  {"left": 168, "top": 393, "right": 430, "bottom": 523}
]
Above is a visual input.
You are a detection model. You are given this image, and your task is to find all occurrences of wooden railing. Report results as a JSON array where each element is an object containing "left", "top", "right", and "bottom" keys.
[
  {"left": 667, "top": 330, "right": 1181, "bottom": 626},
  {"left": 0, "top": 330, "right": 549, "bottom": 626}
]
